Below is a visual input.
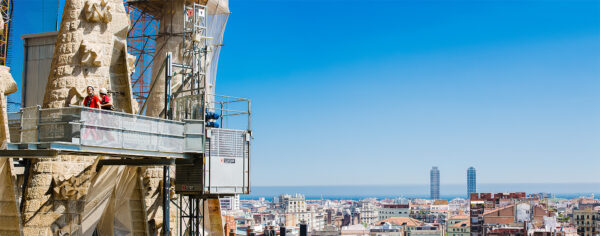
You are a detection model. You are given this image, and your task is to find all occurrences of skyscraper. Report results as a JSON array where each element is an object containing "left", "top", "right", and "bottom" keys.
[
  {"left": 467, "top": 167, "right": 477, "bottom": 197},
  {"left": 430, "top": 167, "right": 440, "bottom": 200}
]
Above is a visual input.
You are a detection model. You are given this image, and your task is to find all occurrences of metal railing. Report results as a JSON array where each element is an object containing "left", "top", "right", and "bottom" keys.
[
  {"left": 9, "top": 106, "right": 186, "bottom": 154},
  {"left": 173, "top": 93, "right": 251, "bottom": 131}
]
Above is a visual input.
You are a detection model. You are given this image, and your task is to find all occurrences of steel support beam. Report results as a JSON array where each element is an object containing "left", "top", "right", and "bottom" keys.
[{"left": 163, "top": 165, "right": 171, "bottom": 236}]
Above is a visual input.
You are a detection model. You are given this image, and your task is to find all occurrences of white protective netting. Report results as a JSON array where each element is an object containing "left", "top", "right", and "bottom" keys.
[{"left": 205, "top": 0, "right": 230, "bottom": 96}]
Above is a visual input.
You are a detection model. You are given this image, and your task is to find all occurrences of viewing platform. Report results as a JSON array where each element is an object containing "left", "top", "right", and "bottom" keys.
[{"left": 3, "top": 105, "right": 248, "bottom": 160}]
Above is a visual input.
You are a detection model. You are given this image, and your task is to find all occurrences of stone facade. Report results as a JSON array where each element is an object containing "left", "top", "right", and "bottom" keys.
[
  {"left": 42, "top": 0, "right": 136, "bottom": 113},
  {"left": 19, "top": 0, "right": 150, "bottom": 235},
  {"left": 0, "top": 12, "right": 21, "bottom": 236},
  {"left": 22, "top": 155, "right": 97, "bottom": 235},
  {"left": 0, "top": 158, "right": 20, "bottom": 236}
]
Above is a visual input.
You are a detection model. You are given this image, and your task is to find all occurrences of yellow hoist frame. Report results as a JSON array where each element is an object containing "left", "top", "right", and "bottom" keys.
[{"left": 0, "top": 0, "right": 10, "bottom": 66}]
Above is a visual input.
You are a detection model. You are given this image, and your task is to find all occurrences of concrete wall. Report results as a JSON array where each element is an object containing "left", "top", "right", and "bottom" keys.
[{"left": 22, "top": 32, "right": 58, "bottom": 107}]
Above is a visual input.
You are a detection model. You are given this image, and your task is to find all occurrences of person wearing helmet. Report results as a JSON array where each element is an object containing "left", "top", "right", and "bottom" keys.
[
  {"left": 83, "top": 86, "right": 101, "bottom": 108},
  {"left": 99, "top": 88, "right": 113, "bottom": 110}
]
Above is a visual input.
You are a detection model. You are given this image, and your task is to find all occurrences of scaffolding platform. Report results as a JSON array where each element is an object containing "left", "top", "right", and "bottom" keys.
[
  {"left": 3, "top": 106, "right": 207, "bottom": 159},
  {"left": 1, "top": 142, "right": 189, "bottom": 158}
]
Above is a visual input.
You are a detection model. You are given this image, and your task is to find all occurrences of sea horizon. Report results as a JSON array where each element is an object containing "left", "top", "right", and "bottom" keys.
[{"left": 242, "top": 183, "right": 600, "bottom": 200}]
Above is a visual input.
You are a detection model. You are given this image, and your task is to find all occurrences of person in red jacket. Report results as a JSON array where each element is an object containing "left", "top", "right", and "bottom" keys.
[
  {"left": 99, "top": 88, "right": 113, "bottom": 110},
  {"left": 83, "top": 86, "right": 101, "bottom": 108}
]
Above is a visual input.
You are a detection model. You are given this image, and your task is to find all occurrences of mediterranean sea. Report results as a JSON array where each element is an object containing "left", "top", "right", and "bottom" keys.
[{"left": 242, "top": 183, "right": 600, "bottom": 200}]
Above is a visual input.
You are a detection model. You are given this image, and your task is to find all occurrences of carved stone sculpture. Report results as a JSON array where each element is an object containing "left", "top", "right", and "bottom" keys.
[
  {"left": 0, "top": 66, "right": 16, "bottom": 145},
  {"left": 84, "top": 0, "right": 112, "bottom": 23},
  {"left": 80, "top": 40, "right": 102, "bottom": 67}
]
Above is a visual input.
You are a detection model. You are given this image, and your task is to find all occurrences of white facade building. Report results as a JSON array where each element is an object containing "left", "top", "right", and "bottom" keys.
[
  {"left": 378, "top": 204, "right": 410, "bottom": 221},
  {"left": 220, "top": 195, "right": 241, "bottom": 211}
]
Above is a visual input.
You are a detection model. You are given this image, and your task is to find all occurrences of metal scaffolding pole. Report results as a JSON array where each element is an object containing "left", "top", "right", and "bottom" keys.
[{"left": 163, "top": 165, "right": 171, "bottom": 236}]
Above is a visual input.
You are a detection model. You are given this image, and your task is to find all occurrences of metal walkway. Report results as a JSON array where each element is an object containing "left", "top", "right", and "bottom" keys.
[
  {"left": 1, "top": 142, "right": 189, "bottom": 159},
  {"left": 2, "top": 106, "right": 240, "bottom": 159}
]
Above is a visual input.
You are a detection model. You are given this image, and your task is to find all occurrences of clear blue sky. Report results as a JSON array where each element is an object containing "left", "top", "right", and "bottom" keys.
[{"left": 10, "top": 0, "right": 600, "bottom": 186}]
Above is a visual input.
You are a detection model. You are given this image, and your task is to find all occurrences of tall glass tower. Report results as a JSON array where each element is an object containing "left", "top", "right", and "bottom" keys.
[
  {"left": 467, "top": 167, "right": 476, "bottom": 197},
  {"left": 430, "top": 167, "right": 440, "bottom": 200}
]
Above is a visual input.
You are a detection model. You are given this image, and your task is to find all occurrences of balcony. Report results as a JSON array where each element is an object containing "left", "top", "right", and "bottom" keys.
[{"left": 4, "top": 104, "right": 249, "bottom": 160}]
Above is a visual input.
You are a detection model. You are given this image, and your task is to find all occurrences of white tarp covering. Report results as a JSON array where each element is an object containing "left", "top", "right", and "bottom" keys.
[
  {"left": 81, "top": 165, "right": 147, "bottom": 236},
  {"left": 205, "top": 0, "right": 229, "bottom": 96},
  {"left": 0, "top": 158, "right": 20, "bottom": 234},
  {"left": 81, "top": 165, "right": 125, "bottom": 235},
  {"left": 206, "top": 0, "right": 229, "bottom": 14}
]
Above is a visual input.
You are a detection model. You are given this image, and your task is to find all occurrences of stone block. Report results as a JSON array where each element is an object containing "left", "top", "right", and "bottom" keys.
[
  {"left": 29, "top": 174, "right": 53, "bottom": 187},
  {"left": 23, "top": 213, "right": 57, "bottom": 227},
  {"left": 66, "top": 200, "right": 84, "bottom": 214},
  {"left": 23, "top": 199, "right": 43, "bottom": 212},
  {"left": 25, "top": 186, "right": 50, "bottom": 200},
  {"left": 52, "top": 214, "right": 67, "bottom": 228},
  {"left": 0, "top": 230, "right": 20, "bottom": 236},
  {"left": 33, "top": 162, "right": 52, "bottom": 173},
  {"left": 22, "top": 228, "right": 47, "bottom": 236},
  {"left": 0, "top": 215, "right": 19, "bottom": 229},
  {"left": 68, "top": 213, "right": 81, "bottom": 225},
  {"left": 0, "top": 202, "right": 17, "bottom": 216},
  {"left": 52, "top": 200, "right": 67, "bottom": 213}
]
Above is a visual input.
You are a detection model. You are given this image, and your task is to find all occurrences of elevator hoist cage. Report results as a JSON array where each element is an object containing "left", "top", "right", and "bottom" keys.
[
  {"left": 172, "top": 93, "right": 251, "bottom": 196},
  {"left": 162, "top": 2, "right": 250, "bottom": 197}
]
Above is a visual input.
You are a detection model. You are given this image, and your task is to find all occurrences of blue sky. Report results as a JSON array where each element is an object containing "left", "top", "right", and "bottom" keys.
[{"left": 9, "top": 0, "right": 600, "bottom": 186}]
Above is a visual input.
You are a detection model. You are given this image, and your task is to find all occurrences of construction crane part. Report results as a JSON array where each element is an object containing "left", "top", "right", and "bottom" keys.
[{"left": 0, "top": 0, "right": 12, "bottom": 65}]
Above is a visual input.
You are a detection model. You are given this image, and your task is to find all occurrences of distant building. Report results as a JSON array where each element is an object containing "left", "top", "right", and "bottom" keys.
[
  {"left": 469, "top": 192, "right": 552, "bottom": 236},
  {"left": 467, "top": 167, "right": 476, "bottom": 198},
  {"left": 358, "top": 201, "right": 379, "bottom": 224},
  {"left": 378, "top": 204, "right": 410, "bottom": 221},
  {"left": 573, "top": 207, "right": 599, "bottom": 236},
  {"left": 447, "top": 220, "right": 469, "bottom": 236},
  {"left": 408, "top": 225, "right": 443, "bottom": 236},
  {"left": 276, "top": 194, "right": 314, "bottom": 229},
  {"left": 340, "top": 224, "right": 369, "bottom": 235},
  {"left": 430, "top": 200, "right": 449, "bottom": 214},
  {"left": 470, "top": 199, "right": 485, "bottom": 236},
  {"left": 220, "top": 195, "right": 240, "bottom": 211},
  {"left": 279, "top": 194, "right": 307, "bottom": 213},
  {"left": 311, "top": 225, "right": 340, "bottom": 236},
  {"left": 430, "top": 167, "right": 440, "bottom": 200},
  {"left": 376, "top": 217, "right": 428, "bottom": 235},
  {"left": 369, "top": 222, "right": 404, "bottom": 236}
]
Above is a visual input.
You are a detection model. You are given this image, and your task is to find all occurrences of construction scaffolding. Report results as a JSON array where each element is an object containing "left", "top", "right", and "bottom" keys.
[
  {"left": 124, "top": 1, "right": 237, "bottom": 235},
  {"left": 125, "top": 1, "right": 160, "bottom": 107},
  {"left": 0, "top": 0, "right": 12, "bottom": 65}
]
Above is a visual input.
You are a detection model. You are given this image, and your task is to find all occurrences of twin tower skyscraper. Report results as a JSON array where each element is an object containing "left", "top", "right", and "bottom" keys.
[{"left": 429, "top": 166, "right": 477, "bottom": 199}]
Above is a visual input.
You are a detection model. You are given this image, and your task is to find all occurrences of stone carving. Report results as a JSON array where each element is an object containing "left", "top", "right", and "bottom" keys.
[
  {"left": 0, "top": 66, "right": 16, "bottom": 145},
  {"left": 52, "top": 176, "right": 85, "bottom": 200},
  {"left": 127, "top": 54, "right": 136, "bottom": 75},
  {"left": 80, "top": 40, "right": 102, "bottom": 67},
  {"left": 0, "top": 13, "right": 17, "bottom": 145},
  {"left": 84, "top": 0, "right": 112, "bottom": 23}
]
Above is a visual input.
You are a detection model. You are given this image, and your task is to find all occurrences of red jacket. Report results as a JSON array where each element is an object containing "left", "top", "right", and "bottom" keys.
[{"left": 84, "top": 95, "right": 101, "bottom": 108}]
